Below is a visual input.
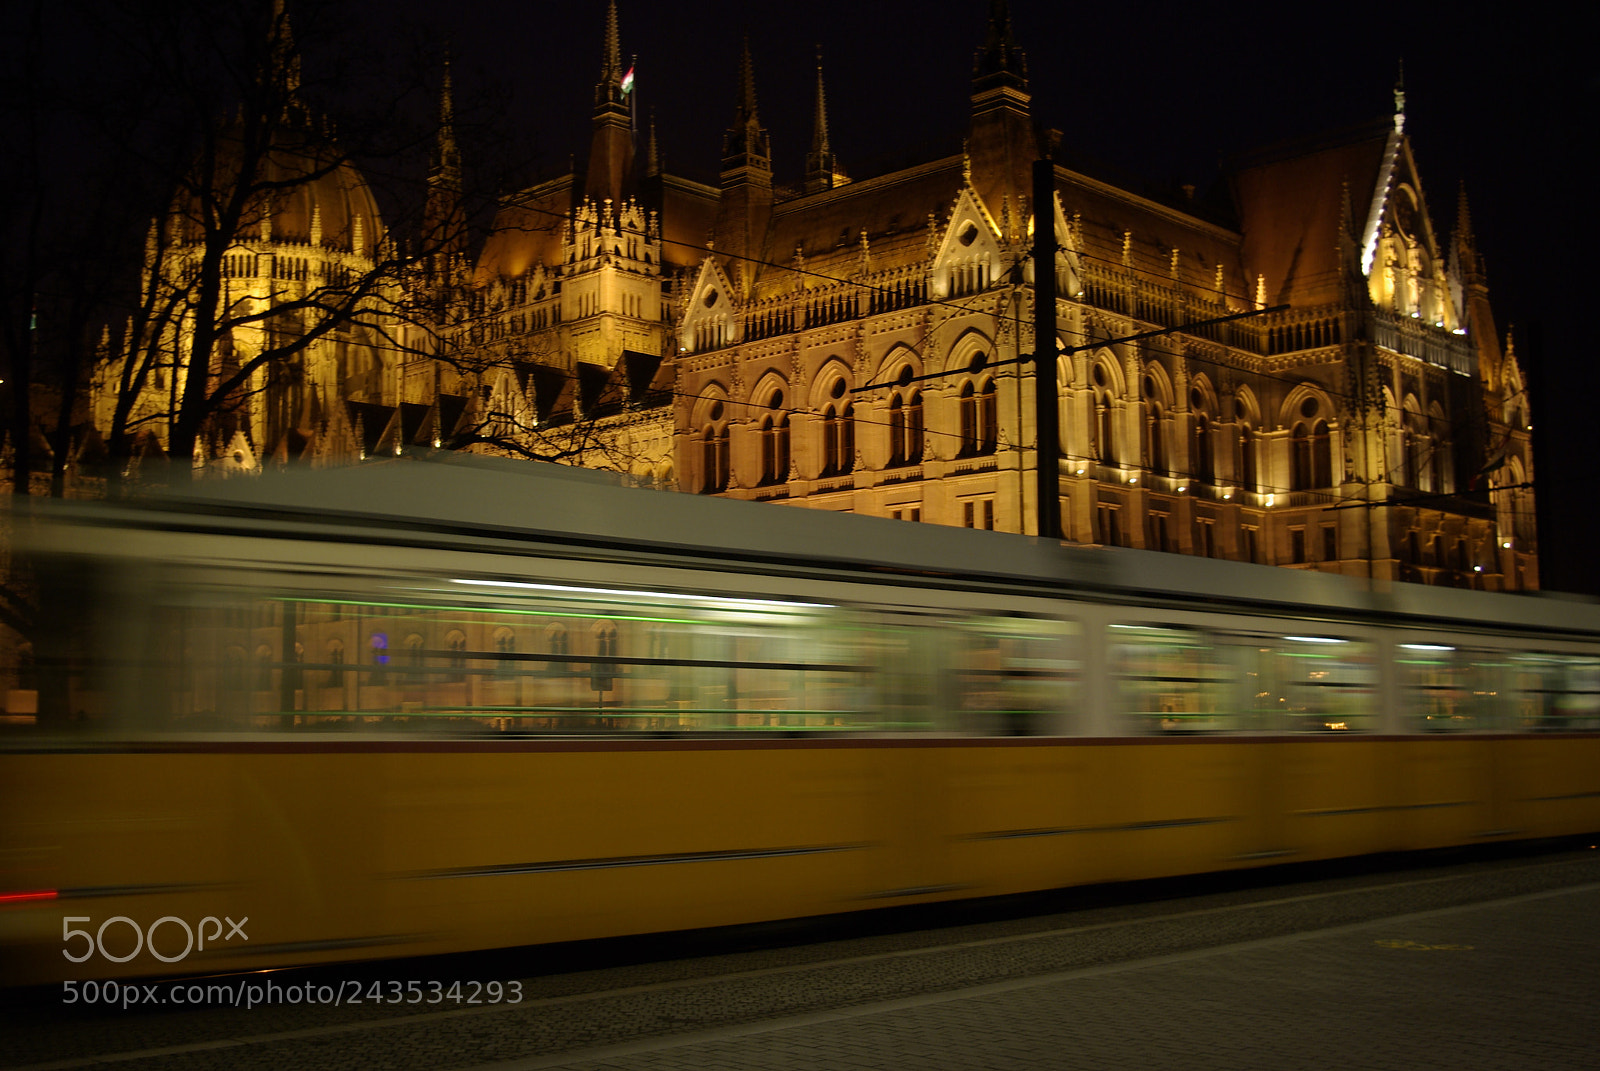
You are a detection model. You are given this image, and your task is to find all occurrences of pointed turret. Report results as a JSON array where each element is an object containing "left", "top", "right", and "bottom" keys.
[
  {"left": 425, "top": 53, "right": 465, "bottom": 256},
  {"left": 267, "top": 0, "right": 304, "bottom": 121},
  {"left": 1451, "top": 182, "right": 1484, "bottom": 287},
  {"left": 721, "top": 37, "right": 771, "bottom": 173},
  {"left": 430, "top": 54, "right": 461, "bottom": 194},
  {"left": 714, "top": 36, "right": 773, "bottom": 299},
  {"left": 645, "top": 107, "right": 662, "bottom": 178},
  {"left": 584, "top": 0, "right": 635, "bottom": 204},
  {"left": 966, "top": 0, "right": 1033, "bottom": 223},
  {"left": 804, "top": 48, "right": 842, "bottom": 194},
  {"left": 1450, "top": 183, "right": 1501, "bottom": 386},
  {"left": 972, "top": 0, "right": 1027, "bottom": 96}
]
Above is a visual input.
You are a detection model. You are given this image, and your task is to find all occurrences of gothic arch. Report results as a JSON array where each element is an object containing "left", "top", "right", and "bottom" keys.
[
  {"left": 876, "top": 341, "right": 923, "bottom": 385},
  {"left": 1089, "top": 349, "right": 1127, "bottom": 398},
  {"left": 941, "top": 326, "right": 996, "bottom": 379},
  {"left": 1140, "top": 363, "right": 1174, "bottom": 408},
  {"left": 1278, "top": 383, "right": 1335, "bottom": 431},
  {"left": 750, "top": 370, "right": 791, "bottom": 409},
  {"left": 808, "top": 359, "right": 854, "bottom": 409},
  {"left": 691, "top": 379, "right": 731, "bottom": 423}
]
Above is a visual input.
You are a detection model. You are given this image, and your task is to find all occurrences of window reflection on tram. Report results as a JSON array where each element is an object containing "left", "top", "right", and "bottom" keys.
[
  {"left": 140, "top": 580, "right": 876, "bottom": 733},
  {"left": 1111, "top": 625, "right": 1376, "bottom": 732}
]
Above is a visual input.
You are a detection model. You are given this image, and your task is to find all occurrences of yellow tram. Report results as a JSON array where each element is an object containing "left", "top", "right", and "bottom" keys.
[{"left": 3, "top": 459, "right": 1598, "bottom": 986}]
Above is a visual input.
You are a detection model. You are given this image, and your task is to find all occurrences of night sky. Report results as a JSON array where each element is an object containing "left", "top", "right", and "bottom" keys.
[
  {"left": 387, "top": 0, "right": 1591, "bottom": 594},
  {"left": 74, "top": 0, "right": 1595, "bottom": 592}
]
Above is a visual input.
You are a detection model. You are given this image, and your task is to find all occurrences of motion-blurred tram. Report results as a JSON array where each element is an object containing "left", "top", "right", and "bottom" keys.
[{"left": 3, "top": 457, "right": 1598, "bottom": 985}]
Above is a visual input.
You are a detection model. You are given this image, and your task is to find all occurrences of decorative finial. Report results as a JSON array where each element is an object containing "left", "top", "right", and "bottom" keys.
[
  {"left": 1393, "top": 58, "right": 1406, "bottom": 133},
  {"left": 646, "top": 107, "right": 662, "bottom": 177},
  {"left": 805, "top": 46, "right": 840, "bottom": 193}
]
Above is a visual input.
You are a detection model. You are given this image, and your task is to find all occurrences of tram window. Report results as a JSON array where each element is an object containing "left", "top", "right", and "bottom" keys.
[
  {"left": 1251, "top": 636, "right": 1376, "bottom": 731},
  {"left": 1396, "top": 644, "right": 1504, "bottom": 731},
  {"left": 950, "top": 616, "right": 1079, "bottom": 736},
  {"left": 117, "top": 575, "right": 885, "bottom": 735},
  {"left": 1507, "top": 653, "right": 1600, "bottom": 730},
  {"left": 1110, "top": 624, "right": 1235, "bottom": 732}
]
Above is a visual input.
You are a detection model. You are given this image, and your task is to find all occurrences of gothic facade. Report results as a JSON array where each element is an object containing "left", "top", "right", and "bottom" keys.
[{"left": 108, "top": 0, "right": 1535, "bottom": 590}]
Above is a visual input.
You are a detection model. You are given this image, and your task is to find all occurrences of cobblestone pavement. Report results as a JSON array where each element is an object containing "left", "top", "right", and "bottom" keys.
[{"left": 5, "top": 850, "right": 1599, "bottom": 1071}]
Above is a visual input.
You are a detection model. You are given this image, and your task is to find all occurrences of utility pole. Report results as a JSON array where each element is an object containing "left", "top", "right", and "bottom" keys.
[{"left": 1032, "top": 157, "right": 1062, "bottom": 540}]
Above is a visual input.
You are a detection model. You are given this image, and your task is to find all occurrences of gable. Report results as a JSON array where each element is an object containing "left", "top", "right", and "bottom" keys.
[
  {"left": 679, "top": 257, "right": 742, "bottom": 353},
  {"left": 931, "top": 185, "right": 1005, "bottom": 300}
]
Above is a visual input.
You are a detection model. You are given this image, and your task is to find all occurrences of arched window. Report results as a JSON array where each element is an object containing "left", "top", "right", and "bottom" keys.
[
  {"left": 255, "top": 645, "right": 274, "bottom": 690},
  {"left": 758, "top": 390, "right": 790, "bottom": 485},
  {"left": 888, "top": 371, "right": 924, "bottom": 467},
  {"left": 1429, "top": 405, "right": 1450, "bottom": 493},
  {"left": 1144, "top": 403, "right": 1166, "bottom": 475},
  {"left": 821, "top": 379, "right": 854, "bottom": 475},
  {"left": 980, "top": 380, "right": 997, "bottom": 454},
  {"left": 1403, "top": 404, "right": 1427, "bottom": 490},
  {"left": 959, "top": 382, "right": 977, "bottom": 453},
  {"left": 1193, "top": 413, "right": 1214, "bottom": 484},
  {"left": 700, "top": 400, "right": 729, "bottom": 493},
  {"left": 1291, "top": 423, "right": 1313, "bottom": 491},
  {"left": 889, "top": 395, "right": 907, "bottom": 465},
  {"left": 1312, "top": 419, "right": 1332, "bottom": 487},
  {"left": 404, "top": 634, "right": 424, "bottom": 671},
  {"left": 1239, "top": 425, "right": 1257, "bottom": 492},
  {"left": 959, "top": 379, "right": 997, "bottom": 457},
  {"left": 1094, "top": 394, "right": 1114, "bottom": 464}
]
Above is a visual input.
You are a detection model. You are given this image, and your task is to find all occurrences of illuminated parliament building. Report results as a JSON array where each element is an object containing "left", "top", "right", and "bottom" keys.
[{"left": 106, "top": 1, "right": 1537, "bottom": 591}]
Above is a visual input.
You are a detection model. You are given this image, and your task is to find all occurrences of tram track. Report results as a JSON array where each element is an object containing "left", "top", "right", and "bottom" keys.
[{"left": 5, "top": 848, "right": 1598, "bottom": 1071}]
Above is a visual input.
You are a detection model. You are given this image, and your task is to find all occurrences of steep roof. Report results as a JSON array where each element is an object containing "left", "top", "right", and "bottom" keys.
[{"left": 1230, "top": 120, "right": 1394, "bottom": 307}]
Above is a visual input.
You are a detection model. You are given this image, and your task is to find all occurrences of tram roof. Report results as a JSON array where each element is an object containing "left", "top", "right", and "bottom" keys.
[{"left": 29, "top": 455, "right": 1600, "bottom": 639}]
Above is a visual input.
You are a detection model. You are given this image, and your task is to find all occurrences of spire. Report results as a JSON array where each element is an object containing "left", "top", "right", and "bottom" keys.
[
  {"left": 720, "top": 36, "right": 770, "bottom": 173},
  {"left": 1393, "top": 58, "right": 1406, "bottom": 133},
  {"left": 737, "top": 35, "right": 759, "bottom": 127},
  {"left": 972, "top": 0, "right": 1027, "bottom": 95},
  {"left": 596, "top": 0, "right": 624, "bottom": 107},
  {"left": 430, "top": 52, "right": 461, "bottom": 193},
  {"left": 426, "top": 53, "right": 464, "bottom": 257},
  {"left": 267, "top": 0, "right": 304, "bottom": 122},
  {"left": 804, "top": 47, "right": 842, "bottom": 194},
  {"left": 645, "top": 107, "right": 662, "bottom": 177},
  {"left": 584, "top": 0, "right": 634, "bottom": 203},
  {"left": 1455, "top": 182, "right": 1478, "bottom": 258},
  {"left": 714, "top": 35, "right": 772, "bottom": 299}
]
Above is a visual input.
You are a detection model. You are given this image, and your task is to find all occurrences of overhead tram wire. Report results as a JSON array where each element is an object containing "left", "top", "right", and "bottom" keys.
[
  {"left": 483, "top": 198, "right": 1399, "bottom": 409},
  {"left": 467, "top": 201, "right": 1518, "bottom": 514},
  {"left": 477, "top": 355, "right": 1528, "bottom": 528},
  {"left": 848, "top": 304, "right": 1291, "bottom": 393}
]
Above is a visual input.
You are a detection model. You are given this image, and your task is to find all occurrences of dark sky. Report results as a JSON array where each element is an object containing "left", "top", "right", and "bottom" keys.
[{"left": 341, "top": 1, "right": 1597, "bottom": 592}]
